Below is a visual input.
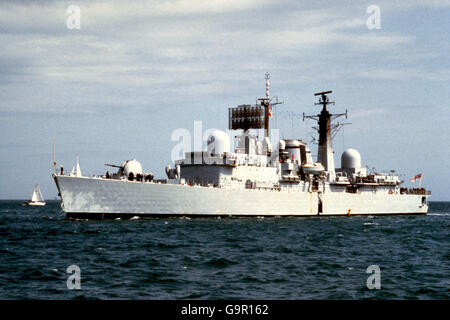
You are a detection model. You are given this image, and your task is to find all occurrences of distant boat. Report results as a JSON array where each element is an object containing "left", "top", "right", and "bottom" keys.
[{"left": 22, "top": 184, "right": 46, "bottom": 207}]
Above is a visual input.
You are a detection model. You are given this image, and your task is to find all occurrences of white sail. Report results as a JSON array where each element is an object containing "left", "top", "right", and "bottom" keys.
[
  {"left": 31, "top": 185, "right": 38, "bottom": 202},
  {"left": 31, "top": 184, "right": 44, "bottom": 203},
  {"left": 75, "top": 157, "right": 82, "bottom": 177},
  {"left": 36, "top": 185, "right": 45, "bottom": 202},
  {"left": 70, "top": 156, "right": 82, "bottom": 177}
]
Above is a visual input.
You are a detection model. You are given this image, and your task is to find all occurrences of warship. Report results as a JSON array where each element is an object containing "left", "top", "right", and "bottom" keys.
[{"left": 53, "top": 75, "right": 430, "bottom": 219}]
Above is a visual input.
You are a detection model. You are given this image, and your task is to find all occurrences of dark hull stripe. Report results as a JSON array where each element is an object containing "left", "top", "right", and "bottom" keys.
[{"left": 66, "top": 211, "right": 427, "bottom": 220}]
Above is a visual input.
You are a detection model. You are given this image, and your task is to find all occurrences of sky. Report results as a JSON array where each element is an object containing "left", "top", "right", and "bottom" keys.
[{"left": 0, "top": 0, "right": 449, "bottom": 200}]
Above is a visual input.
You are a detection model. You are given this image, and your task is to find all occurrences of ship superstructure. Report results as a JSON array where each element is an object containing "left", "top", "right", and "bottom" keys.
[{"left": 53, "top": 75, "right": 430, "bottom": 219}]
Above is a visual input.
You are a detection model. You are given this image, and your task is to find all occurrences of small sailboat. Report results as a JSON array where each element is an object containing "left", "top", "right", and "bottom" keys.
[{"left": 22, "top": 184, "right": 46, "bottom": 206}]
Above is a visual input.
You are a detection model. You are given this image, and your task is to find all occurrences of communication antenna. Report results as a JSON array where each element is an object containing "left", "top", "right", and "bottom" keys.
[
  {"left": 287, "top": 111, "right": 302, "bottom": 137},
  {"left": 331, "top": 121, "right": 351, "bottom": 139},
  {"left": 257, "top": 72, "right": 283, "bottom": 138},
  {"left": 52, "top": 136, "right": 56, "bottom": 173}
]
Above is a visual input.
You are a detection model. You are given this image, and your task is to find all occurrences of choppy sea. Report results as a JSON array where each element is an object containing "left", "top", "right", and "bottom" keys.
[{"left": 0, "top": 200, "right": 448, "bottom": 300}]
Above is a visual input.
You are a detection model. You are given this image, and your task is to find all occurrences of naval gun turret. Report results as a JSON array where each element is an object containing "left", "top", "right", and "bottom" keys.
[{"left": 104, "top": 158, "right": 152, "bottom": 181}]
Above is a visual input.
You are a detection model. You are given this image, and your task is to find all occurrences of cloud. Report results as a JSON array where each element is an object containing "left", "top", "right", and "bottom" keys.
[
  {"left": 351, "top": 108, "right": 391, "bottom": 120},
  {"left": 151, "top": 0, "right": 268, "bottom": 15},
  {"left": 0, "top": 0, "right": 448, "bottom": 114},
  {"left": 357, "top": 68, "right": 450, "bottom": 81}
]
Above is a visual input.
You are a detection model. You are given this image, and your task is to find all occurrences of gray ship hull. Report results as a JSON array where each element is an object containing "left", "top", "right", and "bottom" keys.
[{"left": 55, "top": 176, "right": 428, "bottom": 219}]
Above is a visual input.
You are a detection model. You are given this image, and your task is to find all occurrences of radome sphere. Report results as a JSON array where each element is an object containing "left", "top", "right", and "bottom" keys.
[
  {"left": 341, "top": 148, "right": 362, "bottom": 169},
  {"left": 207, "top": 130, "right": 230, "bottom": 156}
]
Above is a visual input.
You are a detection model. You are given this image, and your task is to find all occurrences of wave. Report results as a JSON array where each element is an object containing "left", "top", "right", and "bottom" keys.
[{"left": 204, "top": 257, "right": 238, "bottom": 268}]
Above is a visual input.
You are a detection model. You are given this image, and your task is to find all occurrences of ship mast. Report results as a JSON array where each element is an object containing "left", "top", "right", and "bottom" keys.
[
  {"left": 303, "top": 91, "right": 347, "bottom": 179},
  {"left": 258, "top": 73, "right": 282, "bottom": 138},
  {"left": 229, "top": 73, "right": 282, "bottom": 139}
]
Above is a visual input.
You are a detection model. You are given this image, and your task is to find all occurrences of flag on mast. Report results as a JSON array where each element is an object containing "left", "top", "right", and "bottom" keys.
[{"left": 410, "top": 173, "right": 422, "bottom": 182}]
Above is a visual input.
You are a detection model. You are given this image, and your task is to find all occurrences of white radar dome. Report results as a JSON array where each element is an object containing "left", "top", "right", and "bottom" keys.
[
  {"left": 207, "top": 130, "right": 230, "bottom": 156},
  {"left": 122, "top": 159, "right": 143, "bottom": 177},
  {"left": 341, "top": 149, "right": 362, "bottom": 169}
]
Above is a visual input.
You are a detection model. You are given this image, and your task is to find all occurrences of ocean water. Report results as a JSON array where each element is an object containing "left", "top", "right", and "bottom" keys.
[{"left": 0, "top": 201, "right": 448, "bottom": 300}]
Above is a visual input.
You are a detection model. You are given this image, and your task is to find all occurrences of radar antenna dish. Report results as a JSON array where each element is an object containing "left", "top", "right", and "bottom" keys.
[{"left": 229, "top": 73, "right": 283, "bottom": 138}]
